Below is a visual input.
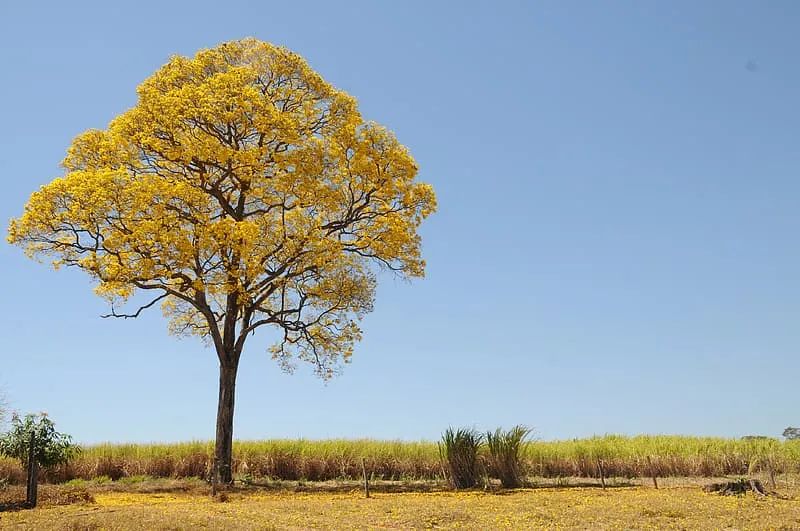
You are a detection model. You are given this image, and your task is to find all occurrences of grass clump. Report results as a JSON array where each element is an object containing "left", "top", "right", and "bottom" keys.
[
  {"left": 64, "top": 478, "right": 88, "bottom": 488},
  {"left": 439, "top": 428, "right": 484, "bottom": 489},
  {"left": 117, "top": 475, "right": 153, "bottom": 485},
  {"left": 487, "top": 425, "right": 532, "bottom": 488}
]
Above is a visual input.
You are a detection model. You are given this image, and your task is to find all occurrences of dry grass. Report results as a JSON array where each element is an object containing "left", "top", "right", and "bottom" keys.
[
  {"left": 0, "top": 484, "right": 95, "bottom": 509},
  {"left": 1, "top": 435, "right": 797, "bottom": 484},
  {"left": 0, "top": 482, "right": 798, "bottom": 530}
]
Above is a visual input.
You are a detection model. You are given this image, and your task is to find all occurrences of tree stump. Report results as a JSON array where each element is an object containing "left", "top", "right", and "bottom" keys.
[{"left": 703, "top": 478, "right": 767, "bottom": 496}]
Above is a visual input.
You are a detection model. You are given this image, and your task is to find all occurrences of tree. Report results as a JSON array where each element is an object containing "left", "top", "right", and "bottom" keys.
[
  {"left": 0, "top": 413, "right": 79, "bottom": 506},
  {"left": 783, "top": 427, "right": 800, "bottom": 440},
  {"left": 7, "top": 38, "right": 436, "bottom": 484},
  {"left": 0, "top": 390, "right": 6, "bottom": 427}
]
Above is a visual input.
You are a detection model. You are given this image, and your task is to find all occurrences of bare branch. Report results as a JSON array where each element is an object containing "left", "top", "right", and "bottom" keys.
[{"left": 101, "top": 293, "right": 169, "bottom": 319}]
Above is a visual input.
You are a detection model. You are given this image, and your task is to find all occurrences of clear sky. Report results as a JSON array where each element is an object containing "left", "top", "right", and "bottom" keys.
[{"left": 1, "top": 1, "right": 798, "bottom": 444}]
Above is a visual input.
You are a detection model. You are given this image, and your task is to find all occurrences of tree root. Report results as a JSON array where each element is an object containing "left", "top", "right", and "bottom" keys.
[{"left": 703, "top": 478, "right": 768, "bottom": 496}]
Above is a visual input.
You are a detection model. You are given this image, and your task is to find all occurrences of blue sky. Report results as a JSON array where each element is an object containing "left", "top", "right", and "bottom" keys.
[{"left": 1, "top": 1, "right": 798, "bottom": 443}]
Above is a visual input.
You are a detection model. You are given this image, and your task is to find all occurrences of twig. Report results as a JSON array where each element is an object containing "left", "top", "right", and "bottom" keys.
[{"left": 101, "top": 293, "right": 169, "bottom": 319}]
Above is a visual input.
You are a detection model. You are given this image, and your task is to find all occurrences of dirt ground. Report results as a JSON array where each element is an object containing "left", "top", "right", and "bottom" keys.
[{"left": 0, "top": 479, "right": 798, "bottom": 529}]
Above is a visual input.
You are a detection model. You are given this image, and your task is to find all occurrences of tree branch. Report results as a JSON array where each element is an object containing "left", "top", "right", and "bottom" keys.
[{"left": 101, "top": 293, "right": 169, "bottom": 319}]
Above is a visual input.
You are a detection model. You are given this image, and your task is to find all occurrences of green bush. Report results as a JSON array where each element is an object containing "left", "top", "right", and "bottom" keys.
[
  {"left": 486, "top": 425, "right": 532, "bottom": 488},
  {"left": 0, "top": 413, "right": 79, "bottom": 468},
  {"left": 439, "top": 427, "right": 484, "bottom": 489},
  {"left": 118, "top": 475, "right": 152, "bottom": 485}
]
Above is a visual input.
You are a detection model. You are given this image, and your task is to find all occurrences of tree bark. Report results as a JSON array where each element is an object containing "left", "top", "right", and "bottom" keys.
[
  {"left": 214, "top": 361, "right": 238, "bottom": 485},
  {"left": 26, "top": 432, "right": 38, "bottom": 507}
]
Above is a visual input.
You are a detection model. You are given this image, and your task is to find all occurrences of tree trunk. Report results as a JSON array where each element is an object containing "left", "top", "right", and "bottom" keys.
[
  {"left": 26, "top": 432, "right": 38, "bottom": 507},
  {"left": 214, "top": 361, "right": 238, "bottom": 485}
]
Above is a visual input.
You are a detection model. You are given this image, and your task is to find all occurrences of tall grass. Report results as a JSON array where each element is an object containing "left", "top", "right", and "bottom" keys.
[
  {"left": 523, "top": 435, "right": 800, "bottom": 478},
  {"left": 439, "top": 428, "right": 484, "bottom": 489},
  {"left": 486, "top": 426, "right": 532, "bottom": 488},
  {"left": 0, "top": 435, "right": 797, "bottom": 484}
]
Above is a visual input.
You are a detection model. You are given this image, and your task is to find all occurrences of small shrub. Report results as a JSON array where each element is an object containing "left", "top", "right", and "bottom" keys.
[
  {"left": 118, "top": 475, "right": 152, "bottom": 485},
  {"left": 439, "top": 427, "right": 484, "bottom": 489},
  {"left": 0, "top": 413, "right": 80, "bottom": 468},
  {"left": 0, "top": 412, "right": 79, "bottom": 505},
  {"left": 486, "top": 425, "right": 532, "bottom": 488}
]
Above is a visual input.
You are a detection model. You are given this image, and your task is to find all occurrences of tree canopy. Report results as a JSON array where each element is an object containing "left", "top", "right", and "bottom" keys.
[
  {"left": 8, "top": 38, "right": 436, "bottom": 484},
  {"left": 783, "top": 427, "right": 800, "bottom": 440},
  {"left": 8, "top": 38, "right": 436, "bottom": 378},
  {"left": 0, "top": 413, "right": 79, "bottom": 468}
]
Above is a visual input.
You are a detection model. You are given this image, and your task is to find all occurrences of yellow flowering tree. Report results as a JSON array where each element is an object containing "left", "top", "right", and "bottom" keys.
[{"left": 7, "top": 38, "right": 436, "bottom": 484}]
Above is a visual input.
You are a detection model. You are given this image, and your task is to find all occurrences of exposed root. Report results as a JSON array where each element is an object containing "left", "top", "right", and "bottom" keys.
[{"left": 703, "top": 478, "right": 770, "bottom": 496}]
